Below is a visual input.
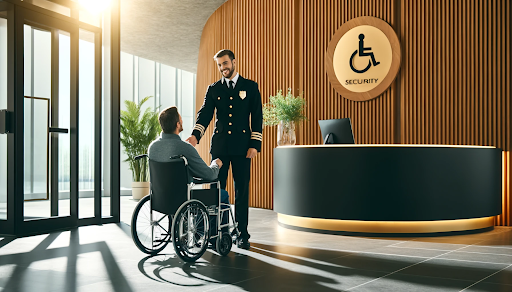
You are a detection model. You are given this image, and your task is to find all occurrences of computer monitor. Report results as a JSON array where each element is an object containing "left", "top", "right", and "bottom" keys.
[{"left": 318, "top": 118, "right": 355, "bottom": 144}]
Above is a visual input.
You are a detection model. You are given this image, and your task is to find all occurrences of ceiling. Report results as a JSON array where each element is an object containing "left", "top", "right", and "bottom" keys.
[{"left": 120, "top": 0, "right": 227, "bottom": 73}]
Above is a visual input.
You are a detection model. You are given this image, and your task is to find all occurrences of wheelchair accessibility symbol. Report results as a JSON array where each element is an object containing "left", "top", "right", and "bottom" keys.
[{"left": 350, "top": 34, "right": 380, "bottom": 73}]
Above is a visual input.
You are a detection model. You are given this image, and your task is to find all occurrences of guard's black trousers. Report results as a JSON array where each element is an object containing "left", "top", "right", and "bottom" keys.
[{"left": 215, "top": 155, "right": 251, "bottom": 239}]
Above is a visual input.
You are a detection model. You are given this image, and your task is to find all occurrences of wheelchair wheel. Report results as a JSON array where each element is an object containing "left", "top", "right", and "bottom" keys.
[
  {"left": 131, "top": 195, "right": 171, "bottom": 255},
  {"left": 172, "top": 199, "right": 210, "bottom": 262},
  {"left": 216, "top": 232, "right": 232, "bottom": 256}
]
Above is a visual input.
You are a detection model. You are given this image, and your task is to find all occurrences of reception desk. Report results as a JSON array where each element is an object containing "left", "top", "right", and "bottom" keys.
[{"left": 274, "top": 145, "right": 502, "bottom": 235}]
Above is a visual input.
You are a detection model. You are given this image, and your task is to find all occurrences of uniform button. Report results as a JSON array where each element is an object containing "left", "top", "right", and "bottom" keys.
[
  {"left": 230, "top": 97, "right": 233, "bottom": 100},
  {"left": 229, "top": 114, "right": 232, "bottom": 117},
  {"left": 243, "top": 130, "right": 246, "bottom": 133},
  {"left": 228, "top": 131, "right": 232, "bottom": 134},
  {"left": 229, "top": 105, "right": 233, "bottom": 108},
  {"left": 216, "top": 130, "right": 218, "bottom": 133},
  {"left": 229, "top": 122, "right": 232, "bottom": 126},
  {"left": 218, "top": 97, "right": 221, "bottom": 100}
]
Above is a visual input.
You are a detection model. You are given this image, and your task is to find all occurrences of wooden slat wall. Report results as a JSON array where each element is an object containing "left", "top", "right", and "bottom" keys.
[
  {"left": 400, "top": 0, "right": 511, "bottom": 226},
  {"left": 300, "top": 0, "right": 396, "bottom": 146},
  {"left": 196, "top": 0, "right": 512, "bottom": 225}
]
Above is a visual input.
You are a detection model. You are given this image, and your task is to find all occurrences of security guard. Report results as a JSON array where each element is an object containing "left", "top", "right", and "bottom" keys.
[{"left": 186, "top": 49, "right": 262, "bottom": 250}]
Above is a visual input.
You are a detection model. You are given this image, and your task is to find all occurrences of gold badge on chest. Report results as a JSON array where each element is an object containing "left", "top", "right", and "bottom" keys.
[{"left": 239, "top": 91, "right": 246, "bottom": 100}]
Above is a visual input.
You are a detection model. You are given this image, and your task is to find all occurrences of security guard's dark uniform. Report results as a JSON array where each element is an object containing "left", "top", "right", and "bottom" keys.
[{"left": 192, "top": 75, "right": 262, "bottom": 240}]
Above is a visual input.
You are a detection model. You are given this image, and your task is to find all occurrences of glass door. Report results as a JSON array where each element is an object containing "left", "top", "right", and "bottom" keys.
[
  {"left": 15, "top": 6, "right": 79, "bottom": 234},
  {"left": 0, "top": 0, "right": 13, "bottom": 235},
  {"left": 0, "top": 0, "right": 116, "bottom": 236},
  {"left": 0, "top": 1, "right": 8, "bottom": 228},
  {"left": 23, "top": 25, "right": 72, "bottom": 220}
]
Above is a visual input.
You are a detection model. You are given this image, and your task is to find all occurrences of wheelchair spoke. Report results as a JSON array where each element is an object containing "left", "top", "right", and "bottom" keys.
[
  {"left": 136, "top": 223, "right": 150, "bottom": 230},
  {"left": 138, "top": 226, "right": 152, "bottom": 242},
  {"left": 138, "top": 223, "right": 151, "bottom": 232},
  {"left": 141, "top": 231, "right": 150, "bottom": 247},
  {"left": 137, "top": 220, "right": 152, "bottom": 234},
  {"left": 194, "top": 232, "right": 204, "bottom": 244},
  {"left": 141, "top": 204, "right": 150, "bottom": 218},
  {"left": 193, "top": 214, "right": 204, "bottom": 229},
  {"left": 140, "top": 211, "right": 149, "bottom": 222}
]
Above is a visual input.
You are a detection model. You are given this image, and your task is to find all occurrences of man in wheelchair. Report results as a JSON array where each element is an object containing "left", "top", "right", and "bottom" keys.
[
  {"left": 149, "top": 106, "right": 223, "bottom": 182},
  {"left": 130, "top": 106, "right": 237, "bottom": 262},
  {"left": 149, "top": 106, "right": 230, "bottom": 230}
]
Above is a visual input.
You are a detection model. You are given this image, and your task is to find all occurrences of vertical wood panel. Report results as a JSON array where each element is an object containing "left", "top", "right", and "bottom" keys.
[
  {"left": 400, "top": 0, "right": 511, "bottom": 226},
  {"left": 196, "top": 0, "right": 512, "bottom": 226}
]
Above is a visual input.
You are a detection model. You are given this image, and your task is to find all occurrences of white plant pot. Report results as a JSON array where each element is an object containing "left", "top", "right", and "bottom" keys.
[{"left": 132, "top": 181, "right": 150, "bottom": 200}]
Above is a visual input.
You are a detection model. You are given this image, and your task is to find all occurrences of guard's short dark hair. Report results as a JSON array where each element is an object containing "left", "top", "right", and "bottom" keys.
[
  {"left": 159, "top": 106, "right": 180, "bottom": 134},
  {"left": 214, "top": 49, "right": 235, "bottom": 61}
]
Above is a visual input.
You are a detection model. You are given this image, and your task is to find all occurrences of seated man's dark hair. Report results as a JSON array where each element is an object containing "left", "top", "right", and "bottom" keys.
[
  {"left": 214, "top": 49, "right": 235, "bottom": 61},
  {"left": 159, "top": 106, "right": 180, "bottom": 134}
]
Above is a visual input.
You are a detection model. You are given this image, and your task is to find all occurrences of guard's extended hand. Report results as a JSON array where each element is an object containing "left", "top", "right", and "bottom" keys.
[
  {"left": 185, "top": 135, "right": 198, "bottom": 147},
  {"left": 246, "top": 148, "right": 257, "bottom": 159}
]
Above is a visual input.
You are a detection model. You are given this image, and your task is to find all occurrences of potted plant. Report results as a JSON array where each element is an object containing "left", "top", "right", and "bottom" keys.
[
  {"left": 120, "top": 96, "right": 161, "bottom": 199},
  {"left": 263, "top": 89, "right": 307, "bottom": 146}
]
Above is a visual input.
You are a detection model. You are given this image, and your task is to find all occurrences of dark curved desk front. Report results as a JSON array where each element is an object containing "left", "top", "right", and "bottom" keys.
[{"left": 274, "top": 145, "right": 502, "bottom": 235}]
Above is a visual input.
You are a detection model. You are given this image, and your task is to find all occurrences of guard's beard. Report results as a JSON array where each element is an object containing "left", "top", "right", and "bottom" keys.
[{"left": 224, "top": 65, "right": 235, "bottom": 79}]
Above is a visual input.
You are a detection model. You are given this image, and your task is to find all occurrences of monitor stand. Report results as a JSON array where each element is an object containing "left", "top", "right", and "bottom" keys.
[{"left": 323, "top": 133, "right": 334, "bottom": 144}]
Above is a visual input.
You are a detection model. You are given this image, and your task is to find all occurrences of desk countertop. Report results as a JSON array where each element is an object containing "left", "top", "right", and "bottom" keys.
[{"left": 277, "top": 144, "right": 496, "bottom": 149}]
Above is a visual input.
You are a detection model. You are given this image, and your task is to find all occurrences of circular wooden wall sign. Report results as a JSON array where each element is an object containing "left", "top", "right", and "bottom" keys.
[{"left": 325, "top": 16, "right": 401, "bottom": 102}]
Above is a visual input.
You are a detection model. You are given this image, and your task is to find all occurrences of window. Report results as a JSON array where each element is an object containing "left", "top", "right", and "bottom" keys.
[{"left": 119, "top": 54, "right": 196, "bottom": 191}]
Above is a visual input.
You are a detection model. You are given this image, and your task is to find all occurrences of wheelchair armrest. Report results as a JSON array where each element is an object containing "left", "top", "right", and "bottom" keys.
[
  {"left": 192, "top": 177, "right": 219, "bottom": 185},
  {"left": 134, "top": 154, "right": 148, "bottom": 161},
  {"left": 170, "top": 155, "right": 188, "bottom": 165}
]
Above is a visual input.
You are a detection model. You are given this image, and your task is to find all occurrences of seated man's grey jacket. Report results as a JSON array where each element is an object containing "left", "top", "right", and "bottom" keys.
[{"left": 148, "top": 133, "right": 220, "bottom": 181}]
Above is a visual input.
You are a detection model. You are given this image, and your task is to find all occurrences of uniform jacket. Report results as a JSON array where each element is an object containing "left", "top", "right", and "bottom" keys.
[{"left": 192, "top": 75, "right": 263, "bottom": 156}]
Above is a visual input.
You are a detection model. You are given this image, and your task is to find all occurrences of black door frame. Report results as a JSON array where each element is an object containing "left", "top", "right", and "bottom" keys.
[
  {"left": 0, "top": 0, "right": 121, "bottom": 236},
  {"left": 0, "top": 0, "right": 15, "bottom": 235}
]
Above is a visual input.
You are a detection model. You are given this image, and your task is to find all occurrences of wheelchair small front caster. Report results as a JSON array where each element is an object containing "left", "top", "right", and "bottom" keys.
[{"left": 216, "top": 232, "right": 232, "bottom": 256}]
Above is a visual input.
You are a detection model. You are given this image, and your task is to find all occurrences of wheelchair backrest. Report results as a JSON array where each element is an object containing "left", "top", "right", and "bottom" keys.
[{"left": 149, "top": 157, "right": 189, "bottom": 215}]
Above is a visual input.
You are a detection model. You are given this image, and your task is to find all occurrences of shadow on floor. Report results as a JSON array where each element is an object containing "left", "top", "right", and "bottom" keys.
[
  {"left": 1, "top": 223, "right": 510, "bottom": 291},
  {"left": 135, "top": 238, "right": 512, "bottom": 291},
  {"left": 0, "top": 230, "right": 134, "bottom": 292}
]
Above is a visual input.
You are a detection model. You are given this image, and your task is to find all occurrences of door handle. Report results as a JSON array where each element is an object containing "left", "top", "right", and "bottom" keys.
[
  {"left": 0, "top": 110, "right": 12, "bottom": 134},
  {"left": 49, "top": 127, "right": 68, "bottom": 133}
]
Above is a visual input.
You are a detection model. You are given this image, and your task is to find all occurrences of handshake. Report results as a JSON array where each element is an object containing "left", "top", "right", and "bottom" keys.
[
  {"left": 186, "top": 135, "right": 222, "bottom": 168},
  {"left": 213, "top": 158, "right": 223, "bottom": 168}
]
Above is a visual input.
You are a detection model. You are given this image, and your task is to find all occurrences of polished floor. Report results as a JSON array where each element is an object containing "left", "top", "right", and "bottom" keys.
[{"left": 1, "top": 207, "right": 512, "bottom": 292}]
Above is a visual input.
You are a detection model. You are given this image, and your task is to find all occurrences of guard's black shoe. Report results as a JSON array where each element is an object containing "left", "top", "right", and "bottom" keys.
[{"left": 237, "top": 237, "right": 250, "bottom": 250}]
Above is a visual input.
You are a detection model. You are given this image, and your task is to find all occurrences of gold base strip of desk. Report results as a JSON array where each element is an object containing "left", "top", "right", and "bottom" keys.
[{"left": 277, "top": 214, "right": 495, "bottom": 234}]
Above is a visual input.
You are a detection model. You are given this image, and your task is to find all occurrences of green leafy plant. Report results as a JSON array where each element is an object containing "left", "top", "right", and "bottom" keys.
[
  {"left": 263, "top": 89, "right": 307, "bottom": 126},
  {"left": 120, "top": 96, "right": 161, "bottom": 182}
]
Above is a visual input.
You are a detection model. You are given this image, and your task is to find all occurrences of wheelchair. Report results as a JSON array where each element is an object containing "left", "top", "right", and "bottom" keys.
[{"left": 130, "top": 154, "right": 240, "bottom": 262}]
